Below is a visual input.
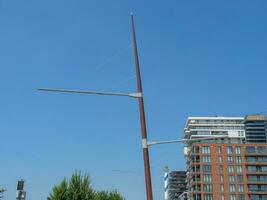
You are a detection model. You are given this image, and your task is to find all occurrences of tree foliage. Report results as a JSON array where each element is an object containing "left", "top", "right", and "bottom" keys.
[
  {"left": 47, "top": 172, "right": 124, "bottom": 200},
  {"left": 95, "top": 191, "right": 124, "bottom": 200}
]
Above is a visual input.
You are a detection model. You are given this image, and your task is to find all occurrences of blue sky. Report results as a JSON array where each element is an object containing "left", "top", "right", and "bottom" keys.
[{"left": 1, "top": 1, "right": 267, "bottom": 200}]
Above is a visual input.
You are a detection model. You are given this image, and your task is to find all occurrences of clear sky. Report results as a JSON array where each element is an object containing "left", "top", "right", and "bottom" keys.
[{"left": 1, "top": 1, "right": 267, "bottom": 200}]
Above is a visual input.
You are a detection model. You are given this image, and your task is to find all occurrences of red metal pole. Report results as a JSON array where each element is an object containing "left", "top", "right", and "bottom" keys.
[{"left": 130, "top": 14, "right": 153, "bottom": 200}]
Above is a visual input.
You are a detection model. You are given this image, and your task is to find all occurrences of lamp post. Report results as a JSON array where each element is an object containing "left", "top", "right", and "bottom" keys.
[
  {"left": 38, "top": 13, "right": 154, "bottom": 200},
  {"left": 38, "top": 14, "right": 228, "bottom": 200}
]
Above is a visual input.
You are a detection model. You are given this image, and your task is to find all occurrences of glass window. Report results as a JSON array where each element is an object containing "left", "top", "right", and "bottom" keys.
[
  {"left": 246, "top": 146, "right": 255, "bottom": 153},
  {"left": 204, "top": 194, "right": 213, "bottom": 200},
  {"left": 203, "top": 184, "right": 213, "bottom": 192},
  {"left": 237, "top": 175, "right": 243, "bottom": 183},
  {"left": 227, "top": 146, "right": 233, "bottom": 154},
  {"left": 202, "top": 146, "right": 211, "bottom": 154},
  {"left": 229, "top": 175, "right": 235, "bottom": 183},
  {"left": 238, "top": 194, "right": 245, "bottom": 200},
  {"left": 228, "top": 156, "right": 234, "bottom": 163},
  {"left": 230, "top": 194, "right": 236, "bottom": 200},
  {"left": 257, "top": 146, "right": 266, "bottom": 154},
  {"left": 219, "top": 165, "right": 223, "bottom": 173},
  {"left": 238, "top": 185, "right": 244, "bottom": 192},
  {"left": 203, "top": 156, "right": 211, "bottom": 163},
  {"left": 236, "top": 156, "right": 242, "bottom": 164},
  {"left": 246, "top": 156, "right": 256, "bottom": 162},
  {"left": 229, "top": 184, "right": 235, "bottom": 192},
  {"left": 221, "top": 184, "right": 224, "bottom": 192},
  {"left": 219, "top": 156, "right": 223, "bottom": 163},
  {"left": 237, "top": 166, "right": 243, "bottom": 173},
  {"left": 218, "top": 147, "right": 222, "bottom": 154},
  {"left": 203, "top": 174, "right": 212, "bottom": 183},
  {"left": 193, "top": 194, "right": 201, "bottom": 200},
  {"left": 259, "top": 175, "right": 267, "bottom": 182},
  {"left": 235, "top": 146, "right": 241, "bottom": 154},
  {"left": 193, "top": 146, "right": 200, "bottom": 154},
  {"left": 262, "top": 166, "right": 267, "bottom": 172},
  {"left": 249, "top": 185, "right": 258, "bottom": 192},
  {"left": 247, "top": 166, "right": 257, "bottom": 172},
  {"left": 220, "top": 175, "right": 224, "bottom": 182},
  {"left": 250, "top": 195, "right": 260, "bottom": 200},
  {"left": 203, "top": 165, "right": 211, "bottom": 172},
  {"left": 221, "top": 195, "right": 225, "bottom": 200},
  {"left": 258, "top": 157, "right": 267, "bottom": 162},
  {"left": 228, "top": 166, "right": 234, "bottom": 173}
]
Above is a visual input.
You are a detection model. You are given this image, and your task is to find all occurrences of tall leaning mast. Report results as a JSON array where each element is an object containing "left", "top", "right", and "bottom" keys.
[{"left": 130, "top": 13, "right": 153, "bottom": 200}]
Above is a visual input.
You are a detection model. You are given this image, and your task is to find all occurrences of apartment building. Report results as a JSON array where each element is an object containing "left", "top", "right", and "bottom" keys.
[
  {"left": 164, "top": 167, "right": 187, "bottom": 200},
  {"left": 245, "top": 115, "right": 267, "bottom": 143},
  {"left": 184, "top": 116, "right": 267, "bottom": 200}
]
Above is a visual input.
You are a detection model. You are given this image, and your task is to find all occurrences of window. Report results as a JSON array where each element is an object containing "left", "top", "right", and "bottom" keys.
[
  {"left": 259, "top": 176, "right": 267, "bottom": 182},
  {"left": 218, "top": 147, "right": 222, "bottom": 154},
  {"left": 230, "top": 194, "right": 236, "bottom": 200},
  {"left": 204, "top": 184, "right": 213, "bottom": 192},
  {"left": 203, "top": 156, "right": 211, "bottom": 163},
  {"left": 204, "top": 194, "right": 213, "bottom": 200},
  {"left": 228, "top": 166, "right": 234, "bottom": 173},
  {"left": 220, "top": 175, "right": 224, "bottom": 182},
  {"left": 258, "top": 157, "right": 267, "bottom": 162},
  {"left": 247, "top": 166, "right": 257, "bottom": 172},
  {"left": 248, "top": 175, "right": 257, "bottom": 182},
  {"left": 203, "top": 165, "right": 211, "bottom": 172},
  {"left": 246, "top": 146, "right": 255, "bottom": 153},
  {"left": 192, "top": 184, "right": 201, "bottom": 191},
  {"left": 237, "top": 166, "right": 243, "bottom": 173},
  {"left": 238, "top": 194, "right": 245, "bottom": 200},
  {"left": 193, "top": 194, "right": 201, "bottom": 200},
  {"left": 238, "top": 185, "right": 244, "bottom": 192},
  {"left": 219, "top": 156, "right": 223, "bottom": 163},
  {"left": 229, "top": 184, "right": 235, "bottom": 192},
  {"left": 235, "top": 146, "right": 241, "bottom": 154},
  {"left": 257, "top": 146, "right": 266, "bottom": 154},
  {"left": 237, "top": 175, "right": 243, "bottom": 183},
  {"left": 262, "top": 166, "right": 267, "bottom": 172},
  {"left": 227, "top": 146, "right": 233, "bottom": 154},
  {"left": 221, "top": 184, "right": 224, "bottom": 192},
  {"left": 229, "top": 175, "right": 235, "bottom": 183},
  {"left": 202, "top": 146, "right": 211, "bottom": 154},
  {"left": 219, "top": 165, "right": 223, "bottom": 173},
  {"left": 193, "top": 146, "right": 200, "bottom": 154},
  {"left": 246, "top": 156, "right": 256, "bottom": 162},
  {"left": 203, "top": 174, "right": 212, "bottom": 183},
  {"left": 250, "top": 195, "right": 260, "bottom": 200},
  {"left": 236, "top": 156, "right": 242, "bottom": 164},
  {"left": 249, "top": 185, "right": 258, "bottom": 192},
  {"left": 228, "top": 156, "right": 234, "bottom": 163},
  {"left": 221, "top": 195, "right": 225, "bottom": 200}
]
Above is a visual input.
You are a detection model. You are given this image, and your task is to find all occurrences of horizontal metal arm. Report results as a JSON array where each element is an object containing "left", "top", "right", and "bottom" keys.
[
  {"left": 147, "top": 136, "right": 228, "bottom": 146},
  {"left": 37, "top": 88, "right": 142, "bottom": 98}
]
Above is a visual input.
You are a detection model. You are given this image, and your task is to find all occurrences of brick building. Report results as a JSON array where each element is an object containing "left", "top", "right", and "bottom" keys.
[{"left": 184, "top": 116, "right": 267, "bottom": 200}]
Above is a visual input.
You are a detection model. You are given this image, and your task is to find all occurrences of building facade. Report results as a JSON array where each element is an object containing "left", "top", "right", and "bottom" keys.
[
  {"left": 245, "top": 115, "right": 267, "bottom": 143},
  {"left": 184, "top": 116, "right": 267, "bottom": 200},
  {"left": 165, "top": 167, "right": 187, "bottom": 200}
]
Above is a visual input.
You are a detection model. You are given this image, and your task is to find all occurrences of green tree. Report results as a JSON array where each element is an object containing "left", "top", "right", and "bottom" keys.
[
  {"left": 95, "top": 191, "right": 124, "bottom": 200},
  {"left": 47, "top": 172, "right": 95, "bottom": 200},
  {"left": 47, "top": 172, "right": 124, "bottom": 200}
]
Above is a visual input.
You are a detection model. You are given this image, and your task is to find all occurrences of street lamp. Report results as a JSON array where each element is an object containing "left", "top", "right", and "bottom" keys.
[
  {"left": 38, "top": 14, "right": 228, "bottom": 200},
  {"left": 38, "top": 13, "right": 154, "bottom": 200}
]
